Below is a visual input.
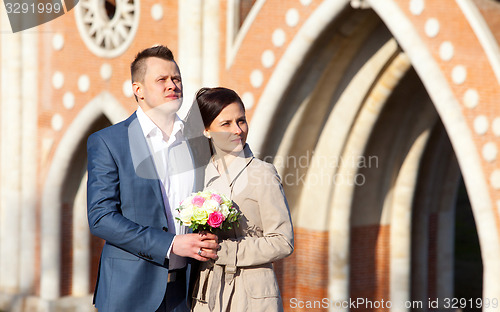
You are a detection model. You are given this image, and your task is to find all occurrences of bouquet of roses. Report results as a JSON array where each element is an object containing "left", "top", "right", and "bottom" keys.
[{"left": 176, "top": 191, "right": 240, "bottom": 233}]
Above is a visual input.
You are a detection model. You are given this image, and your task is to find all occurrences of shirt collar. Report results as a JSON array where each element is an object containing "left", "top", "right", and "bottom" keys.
[{"left": 136, "top": 106, "right": 184, "bottom": 140}]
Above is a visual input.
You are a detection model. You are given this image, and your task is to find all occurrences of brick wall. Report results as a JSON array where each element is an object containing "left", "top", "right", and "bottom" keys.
[
  {"left": 350, "top": 225, "right": 391, "bottom": 312},
  {"left": 275, "top": 227, "right": 328, "bottom": 312}
]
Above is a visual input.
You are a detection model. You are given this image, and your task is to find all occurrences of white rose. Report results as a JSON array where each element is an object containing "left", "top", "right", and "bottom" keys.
[
  {"left": 219, "top": 204, "right": 230, "bottom": 218},
  {"left": 200, "top": 190, "right": 212, "bottom": 198},
  {"left": 179, "top": 206, "right": 194, "bottom": 226},
  {"left": 181, "top": 195, "right": 194, "bottom": 207},
  {"left": 202, "top": 199, "right": 218, "bottom": 214}
]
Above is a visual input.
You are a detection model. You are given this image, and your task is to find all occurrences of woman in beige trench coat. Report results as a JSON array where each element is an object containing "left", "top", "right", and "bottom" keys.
[{"left": 191, "top": 87, "right": 294, "bottom": 312}]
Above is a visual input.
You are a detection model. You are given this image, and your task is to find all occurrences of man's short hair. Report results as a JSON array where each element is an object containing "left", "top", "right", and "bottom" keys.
[{"left": 130, "top": 45, "right": 175, "bottom": 84}]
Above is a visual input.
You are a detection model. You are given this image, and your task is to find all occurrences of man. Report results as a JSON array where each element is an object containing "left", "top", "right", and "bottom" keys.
[{"left": 87, "top": 45, "right": 217, "bottom": 312}]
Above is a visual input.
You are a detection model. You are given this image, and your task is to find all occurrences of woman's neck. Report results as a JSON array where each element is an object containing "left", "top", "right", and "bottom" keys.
[{"left": 213, "top": 146, "right": 243, "bottom": 175}]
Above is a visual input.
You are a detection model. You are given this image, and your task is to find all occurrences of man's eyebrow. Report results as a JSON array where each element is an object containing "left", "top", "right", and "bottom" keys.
[{"left": 155, "top": 74, "right": 181, "bottom": 79}]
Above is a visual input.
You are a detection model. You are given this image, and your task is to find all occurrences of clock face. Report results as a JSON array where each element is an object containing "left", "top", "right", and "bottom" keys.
[{"left": 75, "top": 0, "right": 140, "bottom": 58}]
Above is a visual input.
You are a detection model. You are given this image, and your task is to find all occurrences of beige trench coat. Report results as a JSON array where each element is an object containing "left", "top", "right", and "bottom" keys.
[{"left": 192, "top": 144, "right": 294, "bottom": 312}]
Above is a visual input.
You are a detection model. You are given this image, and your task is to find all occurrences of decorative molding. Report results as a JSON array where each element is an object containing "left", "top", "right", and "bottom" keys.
[
  {"left": 226, "top": 0, "right": 267, "bottom": 69},
  {"left": 75, "top": 0, "right": 140, "bottom": 58}
]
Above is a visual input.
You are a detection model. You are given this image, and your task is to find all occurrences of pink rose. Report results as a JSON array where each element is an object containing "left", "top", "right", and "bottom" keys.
[
  {"left": 192, "top": 195, "right": 205, "bottom": 207},
  {"left": 207, "top": 211, "right": 225, "bottom": 228},
  {"left": 210, "top": 193, "right": 222, "bottom": 204}
]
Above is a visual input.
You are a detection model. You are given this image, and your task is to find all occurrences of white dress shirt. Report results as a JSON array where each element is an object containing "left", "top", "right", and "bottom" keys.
[{"left": 136, "top": 106, "right": 194, "bottom": 269}]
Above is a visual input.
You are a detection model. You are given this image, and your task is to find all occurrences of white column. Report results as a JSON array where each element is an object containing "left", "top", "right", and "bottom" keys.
[
  {"left": 0, "top": 3, "right": 22, "bottom": 298},
  {"left": 72, "top": 175, "right": 90, "bottom": 296},
  {"left": 390, "top": 128, "right": 432, "bottom": 311},
  {"left": 202, "top": 0, "right": 220, "bottom": 87},
  {"left": 225, "top": 0, "right": 239, "bottom": 69},
  {"left": 177, "top": 0, "right": 203, "bottom": 118},
  {"left": 19, "top": 30, "right": 39, "bottom": 295}
]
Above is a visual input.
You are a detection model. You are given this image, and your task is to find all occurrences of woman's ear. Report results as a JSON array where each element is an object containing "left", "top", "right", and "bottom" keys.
[{"left": 203, "top": 130, "right": 211, "bottom": 139}]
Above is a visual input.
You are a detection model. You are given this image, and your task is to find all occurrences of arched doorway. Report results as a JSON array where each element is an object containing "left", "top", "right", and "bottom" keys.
[
  {"left": 40, "top": 91, "right": 128, "bottom": 301},
  {"left": 253, "top": 6, "right": 486, "bottom": 310},
  {"left": 59, "top": 115, "right": 111, "bottom": 296}
]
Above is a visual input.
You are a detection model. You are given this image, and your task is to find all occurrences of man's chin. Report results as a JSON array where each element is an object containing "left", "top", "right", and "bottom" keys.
[
  {"left": 164, "top": 97, "right": 183, "bottom": 108},
  {"left": 152, "top": 97, "right": 183, "bottom": 114}
]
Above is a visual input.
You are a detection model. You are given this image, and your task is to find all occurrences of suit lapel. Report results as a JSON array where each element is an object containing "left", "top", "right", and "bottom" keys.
[{"left": 127, "top": 114, "right": 166, "bottom": 214}]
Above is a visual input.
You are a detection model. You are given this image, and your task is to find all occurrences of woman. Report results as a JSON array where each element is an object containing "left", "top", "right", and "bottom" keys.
[{"left": 191, "top": 87, "right": 294, "bottom": 312}]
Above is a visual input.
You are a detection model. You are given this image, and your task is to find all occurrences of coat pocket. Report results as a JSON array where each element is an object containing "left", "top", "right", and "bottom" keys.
[
  {"left": 242, "top": 267, "right": 283, "bottom": 312},
  {"left": 192, "top": 265, "right": 212, "bottom": 302}
]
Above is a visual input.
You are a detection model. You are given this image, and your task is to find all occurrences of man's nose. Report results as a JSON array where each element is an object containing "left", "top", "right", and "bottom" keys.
[{"left": 166, "top": 78, "right": 177, "bottom": 90}]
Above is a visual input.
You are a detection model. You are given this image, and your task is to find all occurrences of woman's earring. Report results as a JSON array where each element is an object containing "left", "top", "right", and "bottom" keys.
[{"left": 203, "top": 130, "right": 211, "bottom": 139}]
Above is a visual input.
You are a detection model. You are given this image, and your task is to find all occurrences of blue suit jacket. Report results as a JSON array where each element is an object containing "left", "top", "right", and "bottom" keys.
[{"left": 87, "top": 112, "right": 210, "bottom": 312}]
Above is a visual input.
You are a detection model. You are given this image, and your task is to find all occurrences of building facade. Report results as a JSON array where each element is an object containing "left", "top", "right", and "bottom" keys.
[{"left": 1, "top": 0, "right": 500, "bottom": 311}]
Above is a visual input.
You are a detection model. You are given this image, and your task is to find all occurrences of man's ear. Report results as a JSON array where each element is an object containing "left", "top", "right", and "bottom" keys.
[{"left": 132, "top": 82, "right": 144, "bottom": 100}]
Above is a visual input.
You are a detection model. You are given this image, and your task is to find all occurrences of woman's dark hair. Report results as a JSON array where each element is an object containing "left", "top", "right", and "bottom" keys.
[{"left": 195, "top": 87, "right": 245, "bottom": 128}]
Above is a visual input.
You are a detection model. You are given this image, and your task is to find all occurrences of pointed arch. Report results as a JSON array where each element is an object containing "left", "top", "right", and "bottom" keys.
[
  {"left": 40, "top": 91, "right": 128, "bottom": 300},
  {"left": 368, "top": 0, "right": 500, "bottom": 302},
  {"left": 242, "top": 0, "right": 499, "bottom": 306}
]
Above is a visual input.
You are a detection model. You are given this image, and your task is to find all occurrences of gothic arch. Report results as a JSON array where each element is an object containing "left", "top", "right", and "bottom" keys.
[
  {"left": 369, "top": 0, "right": 500, "bottom": 303},
  {"left": 40, "top": 91, "right": 127, "bottom": 300},
  {"left": 239, "top": 0, "right": 500, "bottom": 305}
]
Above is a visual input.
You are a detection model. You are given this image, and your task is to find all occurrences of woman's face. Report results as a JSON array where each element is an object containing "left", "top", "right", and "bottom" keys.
[{"left": 206, "top": 102, "right": 248, "bottom": 154}]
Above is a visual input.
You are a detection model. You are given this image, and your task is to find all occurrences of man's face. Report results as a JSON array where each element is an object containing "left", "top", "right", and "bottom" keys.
[{"left": 133, "top": 57, "right": 183, "bottom": 113}]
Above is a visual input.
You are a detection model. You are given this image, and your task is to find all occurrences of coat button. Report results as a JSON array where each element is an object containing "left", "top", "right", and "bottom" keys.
[{"left": 163, "top": 227, "right": 168, "bottom": 232}]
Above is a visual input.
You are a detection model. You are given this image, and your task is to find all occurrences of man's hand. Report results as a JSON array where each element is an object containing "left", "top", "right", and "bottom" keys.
[{"left": 171, "top": 232, "right": 219, "bottom": 261}]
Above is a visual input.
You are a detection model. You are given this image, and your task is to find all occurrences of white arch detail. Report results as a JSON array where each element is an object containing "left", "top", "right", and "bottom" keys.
[
  {"left": 247, "top": 0, "right": 351, "bottom": 154},
  {"left": 328, "top": 53, "right": 412, "bottom": 308},
  {"left": 368, "top": 0, "right": 500, "bottom": 305},
  {"left": 456, "top": 0, "right": 500, "bottom": 85},
  {"left": 225, "top": 0, "right": 267, "bottom": 69},
  {"left": 40, "top": 91, "right": 128, "bottom": 300}
]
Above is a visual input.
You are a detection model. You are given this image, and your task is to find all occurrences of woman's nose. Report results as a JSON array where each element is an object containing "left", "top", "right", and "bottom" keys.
[{"left": 232, "top": 124, "right": 242, "bottom": 135}]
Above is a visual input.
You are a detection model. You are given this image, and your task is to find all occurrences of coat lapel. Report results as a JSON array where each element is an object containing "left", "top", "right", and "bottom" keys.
[{"left": 205, "top": 144, "right": 255, "bottom": 197}]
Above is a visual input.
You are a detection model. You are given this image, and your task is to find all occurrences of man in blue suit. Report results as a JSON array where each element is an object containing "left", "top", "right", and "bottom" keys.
[{"left": 87, "top": 45, "right": 218, "bottom": 312}]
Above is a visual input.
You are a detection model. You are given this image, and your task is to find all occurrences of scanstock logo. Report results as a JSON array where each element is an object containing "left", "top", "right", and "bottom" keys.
[{"left": 3, "top": 0, "right": 79, "bottom": 33}]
